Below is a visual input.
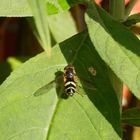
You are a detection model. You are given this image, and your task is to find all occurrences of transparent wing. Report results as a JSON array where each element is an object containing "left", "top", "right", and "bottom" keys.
[
  {"left": 75, "top": 78, "right": 96, "bottom": 97},
  {"left": 34, "top": 71, "right": 64, "bottom": 96},
  {"left": 81, "top": 80, "right": 96, "bottom": 90},
  {"left": 77, "top": 77, "right": 96, "bottom": 91},
  {"left": 34, "top": 80, "right": 56, "bottom": 96}
]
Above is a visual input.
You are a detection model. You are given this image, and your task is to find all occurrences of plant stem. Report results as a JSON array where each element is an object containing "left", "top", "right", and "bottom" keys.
[
  {"left": 125, "top": 0, "right": 136, "bottom": 20},
  {"left": 109, "top": 0, "right": 125, "bottom": 21}
]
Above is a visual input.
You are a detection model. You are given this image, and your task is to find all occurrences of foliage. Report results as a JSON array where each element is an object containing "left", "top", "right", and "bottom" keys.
[{"left": 0, "top": 0, "right": 140, "bottom": 139}]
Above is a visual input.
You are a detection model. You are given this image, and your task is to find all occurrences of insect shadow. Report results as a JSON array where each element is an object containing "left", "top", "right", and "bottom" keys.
[{"left": 33, "top": 70, "right": 68, "bottom": 99}]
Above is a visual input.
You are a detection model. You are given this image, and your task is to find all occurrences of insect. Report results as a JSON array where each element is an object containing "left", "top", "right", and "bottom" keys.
[
  {"left": 63, "top": 64, "right": 77, "bottom": 96},
  {"left": 34, "top": 64, "right": 95, "bottom": 97}
]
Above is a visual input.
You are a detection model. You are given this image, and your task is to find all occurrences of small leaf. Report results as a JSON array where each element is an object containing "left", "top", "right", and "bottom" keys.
[
  {"left": 47, "top": 0, "right": 69, "bottom": 15},
  {"left": 122, "top": 107, "right": 140, "bottom": 126},
  {"left": 7, "top": 57, "right": 23, "bottom": 70},
  {"left": 123, "top": 13, "right": 140, "bottom": 26},
  {"left": 0, "top": 57, "right": 26, "bottom": 84}
]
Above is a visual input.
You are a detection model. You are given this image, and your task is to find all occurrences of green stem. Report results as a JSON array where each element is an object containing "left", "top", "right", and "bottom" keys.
[
  {"left": 109, "top": 0, "right": 125, "bottom": 21},
  {"left": 124, "top": 0, "right": 136, "bottom": 20}
]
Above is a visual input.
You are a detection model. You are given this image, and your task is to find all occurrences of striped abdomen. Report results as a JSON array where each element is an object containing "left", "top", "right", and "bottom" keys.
[{"left": 64, "top": 80, "right": 76, "bottom": 96}]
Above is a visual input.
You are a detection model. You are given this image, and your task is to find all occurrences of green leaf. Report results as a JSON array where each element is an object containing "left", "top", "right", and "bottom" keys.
[
  {"left": 124, "top": 0, "right": 136, "bottom": 19},
  {"left": 85, "top": 2, "right": 140, "bottom": 100},
  {"left": 27, "top": 9, "right": 77, "bottom": 49},
  {"left": 0, "top": 0, "right": 88, "bottom": 17},
  {"left": 0, "top": 57, "right": 26, "bottom": 84},
  {"left": 47, "top": 0, "right": 69, "bottom": 15},
  {"left": 0, "top": 0, "right": 32, "bottom": 17},
  {"left": 48, "top": 11, "right": 77, "bottom": 43},
  {"left": 107, "top": 67, "right": 123, "bottom": 107},
  {"left": 7, "top": 57, "right": 24, "bottom": 70},
  {"left": 27, "top": 0, "right": 51, "bottom": 55},
  {"left": 46, "top": 0, "right": 87, "bottom": 15},
  {"left": 0, "top": 31, "right": 121, "bottom": 139},
  {"left": 123, "top": 13, "right": 140, "bottom": 26},
  {"left": 122, "top": 107, "right": 140, "bottom": 126}
]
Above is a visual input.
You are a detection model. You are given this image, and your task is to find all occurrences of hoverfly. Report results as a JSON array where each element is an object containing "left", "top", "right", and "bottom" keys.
[
  {"left": 34, "top": 64, "right": 95, "bottom": 97},
  {"left": 63, "top": 64, "right": 77, "bottom": 96}
]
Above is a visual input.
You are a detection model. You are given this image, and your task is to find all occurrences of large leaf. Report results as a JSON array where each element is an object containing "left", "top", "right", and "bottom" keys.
[
  {"left": 122, "top": 107, "right": 140, "bottom": 126},
  {"left": 0, "top": 0, "right": 32, "bottom": 17},
  {"left": 0, "top": 0, "right": 87, "bottom": 17},
  {"left": 85, "top": 2, "right": 140, "bottom": 99},
  {"left": 48, "top": 11, "right": 77, "bottom": 43},
  {"left": 0, "top": 31, "right": 122, "bottom": 140},
  {"left": 46, "top": 0, "right": 87, "bottom": 15}
]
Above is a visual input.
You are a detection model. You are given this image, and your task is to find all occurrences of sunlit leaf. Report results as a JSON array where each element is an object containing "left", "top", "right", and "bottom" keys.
[
  {"left": 48, "top": 11, "right": 77, "bottom": 43},
  {"left": 0, "top": 0, "right": 31, "bottom": 17},
  {"left": 0, "top": 31, "right": 121, "bottom": 140}
]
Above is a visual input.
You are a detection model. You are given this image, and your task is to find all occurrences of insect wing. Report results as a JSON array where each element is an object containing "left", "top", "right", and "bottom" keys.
[
  {"left": 34, "top": 80, "right": 56, "bottom": 96},
  {"left": 77, "top": 77, "right": 96, "bottom": 91},
  {"left": 34, "top": 71, "right": 64, "bottom": 97}
]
